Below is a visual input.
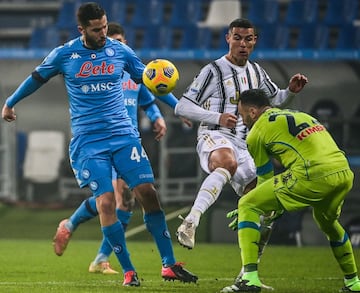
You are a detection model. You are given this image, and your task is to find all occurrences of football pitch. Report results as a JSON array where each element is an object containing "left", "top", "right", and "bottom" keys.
[{"left": 0, "top": 205, "right": 359, "bottom": 292}]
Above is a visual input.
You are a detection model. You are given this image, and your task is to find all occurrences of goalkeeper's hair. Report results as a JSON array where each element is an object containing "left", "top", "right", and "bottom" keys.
[{"left": 240, "top": 89, "right": 271, "bottom": 108}]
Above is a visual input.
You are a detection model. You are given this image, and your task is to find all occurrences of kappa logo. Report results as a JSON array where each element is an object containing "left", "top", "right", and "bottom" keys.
[{"left": 70, "top": 52, "right": 81, "bottom": 59}]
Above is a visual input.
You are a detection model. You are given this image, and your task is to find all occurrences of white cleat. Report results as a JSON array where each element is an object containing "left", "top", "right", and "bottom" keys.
[{"left": 176, "top": 215, "right": 196, "bottom": 249}]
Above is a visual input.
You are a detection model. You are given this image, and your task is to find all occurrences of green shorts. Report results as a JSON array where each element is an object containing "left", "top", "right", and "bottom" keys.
[{"left": 239, "top": 168, "right": 354, "bottom": 221}]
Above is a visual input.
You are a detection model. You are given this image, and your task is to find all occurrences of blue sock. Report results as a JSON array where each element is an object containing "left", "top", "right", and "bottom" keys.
[
  {"left": 68, "top": 197, "right": 98, "bottom": 231},
  {"left": 144, "top": 210, "right": 176, "bottom": 266},
  {"left": 96, "top": 236, "right": 113, "bottom": 261},
  {"left": 116, "top": 209, "right": 133, "bottom": 231},
  {"left": 102, "top": 221, "right": 135, "bottom": 273},
  {"left": 93, "top": 209, "right": 134, "bottom": 263}
]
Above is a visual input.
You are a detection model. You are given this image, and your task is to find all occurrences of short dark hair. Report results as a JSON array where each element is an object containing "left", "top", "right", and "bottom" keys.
[
  {"left": 108, "top": 22, "right": 125, "bottom": 37},
  {"left": 240, "top": 89, "right": 271, "bottom": 107},
  {"left": 77, "top": 2, "right": 105, "bottom": 27},
  {"left": 228, "top": 18, "right": 257, "bottom": 34}
]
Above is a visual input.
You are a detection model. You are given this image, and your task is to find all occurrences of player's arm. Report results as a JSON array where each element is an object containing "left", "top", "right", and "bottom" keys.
[
  {"left": 175, "top": 97, "right": 237, "bottom": 128},
  {"left": 138, "top": 84, "right": 167, "bottom": 141},
  {"left": 2, "top": 47, "right": 62, "bottom": 122},
  {"left": 271, "top": 73, "right": 308, "bottom": 107},
  {"left": 257, "top": 63, "right": 308, "bottom": 107}
]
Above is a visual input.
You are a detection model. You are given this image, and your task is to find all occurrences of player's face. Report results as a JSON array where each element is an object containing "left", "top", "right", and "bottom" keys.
[
  {"left": 79, "top": 15, "right": 108, "bottom": 49},
  {"left": 226, "top": 27, "right": 257, "bottom": 66},
  {"left": 238, "top": 102, "right": 256, "bottom": 129},
  {"left": 109, "top": 33, "right": 126, "bottom": 44}
]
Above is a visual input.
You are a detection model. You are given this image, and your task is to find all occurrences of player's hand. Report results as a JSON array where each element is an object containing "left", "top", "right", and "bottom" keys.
[
  {"left": 153, "top": 117, "right": 167, "bottom": 141},
  {"left": 2, "top": 104, "right": 16, "bottom": 122},
  {"left": 179, "top": 116, "right": 193, "bottom": 128},
  {"left": 288, "top": 73, "right": 308, "bottom": 93},
  {"left": 219, "top": 113, "right": 237, "bottom": 128},
  {"left": 226, "top": 209, "right": 238, "bottom": 231}
]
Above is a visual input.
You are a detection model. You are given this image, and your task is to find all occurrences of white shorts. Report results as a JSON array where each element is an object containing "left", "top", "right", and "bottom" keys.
[{"left": 196, "top": 131, "right": 257, "bottom": 196}]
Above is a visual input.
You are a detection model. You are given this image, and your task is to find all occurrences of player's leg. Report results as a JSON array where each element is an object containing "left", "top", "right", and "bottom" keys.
[
  {"left": 312, "top": 170, "right": 360, "bottom": 292},
  {"left": 114, "top": 178, "right": 135, "bottom": 230},
  {"left": 89, "top": 177, "right": 133, "bottom": 275},
  {"left": 53, "top": 196, "right": 97, "bottom": 256},
  {"left": 177, "top": 133, "right": 235, "bottom": 249},
  {"left": 221, "top": 179, "right": 281, "bottom": 293},
  {"left": 81, "top": 151, "right": 139, "bottom": 286},
  {"left": 116, "top": 141, "right": 197, "bottom": 283}
]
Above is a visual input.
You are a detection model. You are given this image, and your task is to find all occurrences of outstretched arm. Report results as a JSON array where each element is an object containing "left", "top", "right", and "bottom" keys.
[{"left": 2, "top": 74, "right": 44, "bottom": 122}]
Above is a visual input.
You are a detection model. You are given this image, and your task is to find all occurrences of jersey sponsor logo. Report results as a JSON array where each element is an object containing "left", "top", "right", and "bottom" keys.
[
  {"left": 81, "top": 82, "right": 115, "bottom": 93},
  {"left": 124, "top": 98, "right": 137, "bottom": 106},
  {"left": 70, "top": 52, "right": 81, "bottom": 59},
  {"left": 122, "top": 79, "right": 138, "bottom": 91},
  {"left": 296, "top": 125, "right": 326, "bottom": 141},
  {"left": 75, "top": 61, "right": 115, "bottom": 78}
]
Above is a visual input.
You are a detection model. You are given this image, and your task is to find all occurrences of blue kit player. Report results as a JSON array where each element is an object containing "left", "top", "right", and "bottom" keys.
[
  {"left": 52, "top": 22, "right": 191, "bottom": 277},
  {"left": 2, "top": 3, "right": 197, "bottom": 287}
]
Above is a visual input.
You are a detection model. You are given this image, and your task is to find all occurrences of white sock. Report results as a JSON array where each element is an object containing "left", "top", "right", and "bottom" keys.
[{"left": 186, "top": 167, "right": 231, "bottom": 226}]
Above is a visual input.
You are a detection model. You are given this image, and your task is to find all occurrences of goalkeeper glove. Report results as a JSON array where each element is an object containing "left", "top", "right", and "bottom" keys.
[{"left": 226, "top": 209, "right": 238, "bottom": 231}]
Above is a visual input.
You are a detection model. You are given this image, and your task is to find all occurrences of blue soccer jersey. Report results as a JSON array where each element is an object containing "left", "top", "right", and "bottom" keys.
[{"left": 34, "top": 36, "right": 145, "bottom": 137}]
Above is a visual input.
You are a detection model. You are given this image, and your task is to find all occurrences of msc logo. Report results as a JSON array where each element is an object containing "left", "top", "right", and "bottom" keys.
[{"left": 81, "top": 82, "right": 115, "bottom": 93}]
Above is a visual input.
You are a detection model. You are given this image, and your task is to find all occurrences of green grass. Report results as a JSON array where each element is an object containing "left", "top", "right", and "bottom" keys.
[{"left": 0, "top": 204, "right": 359, "bottom": 292}]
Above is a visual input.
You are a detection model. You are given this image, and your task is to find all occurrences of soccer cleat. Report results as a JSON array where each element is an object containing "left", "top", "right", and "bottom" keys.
[
  {"left": 88, "top": 261, "right": 119, "bottom": 275},
  {"left": 176, "top": 215, "right": 196, "bottom": 249},
  {"left": 123, "top": 271, "right": 140, "bottom": 286},
  {"left": 123, "top": 271, "right": 140, "bottom": 287},
  {"left": 161, "top": 262, "right": 198, "bottom": 283},
  {"left": 341, "top": 278, "right": 360, "bottom": 292},
  {"left": 221, "top": 279, "right": 262, "bottom": 292},
  {"left": 235, "top": 271, "right": 274, "bottom": 291},
  {"left": 53, "top": 219, "right": 72, "bottom": 256}
]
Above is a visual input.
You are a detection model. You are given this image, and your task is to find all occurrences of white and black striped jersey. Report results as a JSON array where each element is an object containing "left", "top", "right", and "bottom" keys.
[{"left": 177, "top": 56, "right": 294, "bottom": 147}]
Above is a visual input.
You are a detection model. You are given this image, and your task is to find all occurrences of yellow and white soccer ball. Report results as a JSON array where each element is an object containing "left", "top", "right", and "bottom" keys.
[{"left": 142, "top": 59, "right": 179, "bottom": 96}]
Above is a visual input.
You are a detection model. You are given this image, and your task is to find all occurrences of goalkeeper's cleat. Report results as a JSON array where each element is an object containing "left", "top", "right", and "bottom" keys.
[
  {"left": 88, "top": 261, "right": 119, "bottom": 275},
  {"left": 53, "top": 219, "right": 72, "bottom": 256},
  {"left": 341, "top": 277, "right": 360, "bottom": 292},
  {"left": 234, "top": 272, "right": 274, "bottom": 291},
  {"left": 176, "top": 215, "right": 196, "bottom": 249},
  {"left": 221, "top": 279, "right": 262, "bottom": 292},
  {"left": 161, "top": 262, "right": 198, "bottom": 283},
  {"left": 123, "top": 271, "right": 140, "bottom": 286}
]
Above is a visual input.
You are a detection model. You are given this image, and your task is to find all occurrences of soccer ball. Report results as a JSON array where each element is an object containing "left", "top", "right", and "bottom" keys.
[{"left": 142, "top": 59, "right": 179, "bottom": 96}]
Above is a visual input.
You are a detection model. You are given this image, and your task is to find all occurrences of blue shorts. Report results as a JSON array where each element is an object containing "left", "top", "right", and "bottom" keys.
[{"left": 69, "top": 133, "right": 154, "bottom": 197}]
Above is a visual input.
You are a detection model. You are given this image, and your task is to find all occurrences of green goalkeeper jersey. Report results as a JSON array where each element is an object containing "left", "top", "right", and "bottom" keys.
[{"left": 247, "top": 108, "right": 350, "bottom": 181}]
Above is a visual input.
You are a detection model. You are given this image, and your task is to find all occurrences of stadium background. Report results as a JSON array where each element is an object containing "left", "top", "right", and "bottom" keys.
[{"left": 0, "top": 0, "right": 359, "bottom": 246}]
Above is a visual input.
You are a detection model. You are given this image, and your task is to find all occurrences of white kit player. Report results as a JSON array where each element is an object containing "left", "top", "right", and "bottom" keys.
[{"left": 174, "top": 18, "right": 308, "bottom": 268}]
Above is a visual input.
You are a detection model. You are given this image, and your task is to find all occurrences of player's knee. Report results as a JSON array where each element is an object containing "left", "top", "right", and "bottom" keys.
[
  {"left": 209, "top": 157, "right": 237, "bottom": 175},
  {"left": 97, "top": 192, "right": 116, "bottom": 215},
  {"left": 133, "top": 183, "right": 161, "bottom": 212}
]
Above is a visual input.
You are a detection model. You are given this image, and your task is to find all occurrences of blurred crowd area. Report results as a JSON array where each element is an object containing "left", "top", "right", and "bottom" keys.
[{"left": 0, "top": 0, "right": 358, "bottom": 50}]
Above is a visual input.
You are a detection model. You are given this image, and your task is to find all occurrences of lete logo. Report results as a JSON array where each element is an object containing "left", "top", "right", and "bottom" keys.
[{"left": 75, "top": 61, "right": 115, "bottom": 78}]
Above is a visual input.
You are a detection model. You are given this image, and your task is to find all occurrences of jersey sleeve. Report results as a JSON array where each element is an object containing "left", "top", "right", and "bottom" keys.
[
  {"left": 34, "top": 46, "right": 63, "bottom": 80},
  {"left": 138, "top": 84, "right": 156, "bottom": 107},
  {"left": 122, "top": 44, "right": 146, "bottom": 83},
  {"left": 181, "top": 64, "right": 215, "bottom": 106}
]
